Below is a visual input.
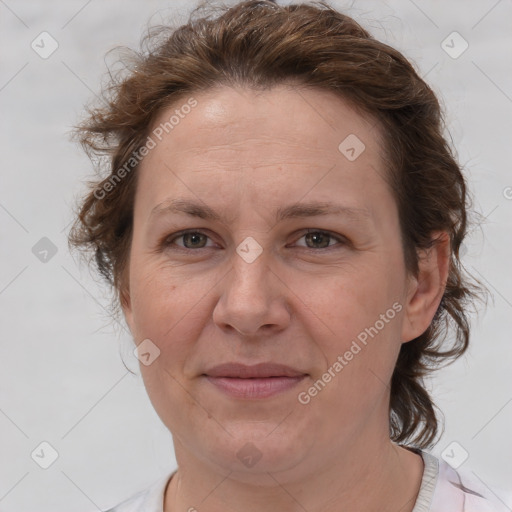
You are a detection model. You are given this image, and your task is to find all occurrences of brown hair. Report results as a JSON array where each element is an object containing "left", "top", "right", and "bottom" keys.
[{"left": 69, "top": 0, "right": 485, "bottom": 448}]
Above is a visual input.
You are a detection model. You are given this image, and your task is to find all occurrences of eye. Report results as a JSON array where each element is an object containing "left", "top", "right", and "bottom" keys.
[
  {"left": 292, "top": 230, "right": 346, "bottom": 250},
  {"left": 164, "top": 230, "right": 216, "bottom": 250},
  {"left": 161, "top": 229, "right": 347, "bottom": 252}
]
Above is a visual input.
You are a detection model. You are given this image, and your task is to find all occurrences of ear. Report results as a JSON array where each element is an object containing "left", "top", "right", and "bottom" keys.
[
  {"left": 120, "top": 284, "right": 135, "bottom": 334},
  {"left": 401, "top": 231, "right": 451, "bottom": 344}
]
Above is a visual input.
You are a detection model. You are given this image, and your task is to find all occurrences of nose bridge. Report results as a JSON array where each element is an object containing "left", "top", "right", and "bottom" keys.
[
  {"left": 212, "top": 234, "right": 289, "bottom": 335},
  {"left": 230, "top": 234, "right": 271, "bottom": 301}
]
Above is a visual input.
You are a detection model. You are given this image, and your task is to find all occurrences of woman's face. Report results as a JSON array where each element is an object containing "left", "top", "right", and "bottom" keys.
[{"left": 122, "top": 85, "right": 435, "bottom": 479}]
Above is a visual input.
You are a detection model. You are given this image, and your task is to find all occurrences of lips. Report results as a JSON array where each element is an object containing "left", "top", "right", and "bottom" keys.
[
  {"left": 204, "top": 362, "right": 307, "bottom": 379},
  {"left": 203, "top": 363, "right": 308, "bottom": 399}
]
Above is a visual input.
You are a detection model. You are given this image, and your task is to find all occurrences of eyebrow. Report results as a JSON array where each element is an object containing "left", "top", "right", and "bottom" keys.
[{"left": 149, "top": 198, "right": 372, "bottom": 224}]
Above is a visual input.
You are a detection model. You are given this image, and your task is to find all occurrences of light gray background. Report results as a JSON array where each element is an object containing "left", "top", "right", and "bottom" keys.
[{"left": 1, "top": 0, "right": 511, "bottom": 510}]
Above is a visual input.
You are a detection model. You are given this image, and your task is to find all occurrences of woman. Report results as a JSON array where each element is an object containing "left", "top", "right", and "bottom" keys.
[{"left": 68, "top": 1, "right": 507, "bottom": 511}]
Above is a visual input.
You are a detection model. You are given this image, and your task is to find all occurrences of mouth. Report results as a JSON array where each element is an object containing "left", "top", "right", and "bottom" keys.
[{"left": 202, "top": 362, "right": 308, "bottom": 399}]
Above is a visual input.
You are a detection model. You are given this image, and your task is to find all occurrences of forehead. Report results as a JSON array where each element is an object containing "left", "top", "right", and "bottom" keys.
[
  {"left": 146, "top": 84, "right": 383, "bottom": 166},
  {"left": 135, "top": 85, "right": 389, "bottom": 219}
]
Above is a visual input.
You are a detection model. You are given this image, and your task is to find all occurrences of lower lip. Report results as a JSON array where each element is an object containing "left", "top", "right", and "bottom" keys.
[{"left": 204, "top": 375, "right": 307, "bottom": 399}]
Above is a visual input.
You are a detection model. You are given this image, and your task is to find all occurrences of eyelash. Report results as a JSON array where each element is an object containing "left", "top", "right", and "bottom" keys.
[{"left": 161, "top": 229, "right": 347, "bottom": 252}]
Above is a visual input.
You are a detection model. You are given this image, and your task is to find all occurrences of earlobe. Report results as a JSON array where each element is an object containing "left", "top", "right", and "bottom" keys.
[{"left": 401, "top": 231, "right": 451, "bottom": 344}]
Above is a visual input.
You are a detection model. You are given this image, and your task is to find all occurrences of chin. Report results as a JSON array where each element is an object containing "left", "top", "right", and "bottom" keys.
[{"left": 197, "top": 422, "right": 310, "bottom": 477}]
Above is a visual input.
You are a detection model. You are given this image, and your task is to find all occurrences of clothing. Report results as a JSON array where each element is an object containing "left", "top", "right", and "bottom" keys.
[{"left": 103, "top": 451, "right": 510, "bottom": 511}]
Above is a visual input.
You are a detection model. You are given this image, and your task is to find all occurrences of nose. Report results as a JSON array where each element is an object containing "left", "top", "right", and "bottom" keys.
[{"left": 212, "top": 244, "right": 291, "bottom": 336}]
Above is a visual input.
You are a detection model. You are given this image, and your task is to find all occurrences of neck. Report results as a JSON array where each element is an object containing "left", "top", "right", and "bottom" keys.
[{"left": 164, "top": 434, "right": 424, "bottom": 512}]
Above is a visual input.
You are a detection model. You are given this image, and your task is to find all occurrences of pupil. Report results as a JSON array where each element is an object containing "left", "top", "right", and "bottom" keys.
[
  {"left": 307, "top": 232, "right": 329, "bottom": 248},
  {"left": 185, "top": 233, "right": 204, "bottom": 248}
]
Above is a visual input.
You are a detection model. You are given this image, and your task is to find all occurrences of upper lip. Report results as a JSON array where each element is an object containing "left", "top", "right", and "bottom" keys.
[{"left": 204, "top": 362, "right": 307, "bottom": 378}]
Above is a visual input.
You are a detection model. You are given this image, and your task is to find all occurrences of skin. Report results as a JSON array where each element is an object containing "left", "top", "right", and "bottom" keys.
[{"left": 121, "top": 84, "right": 450, "bottom": 512}]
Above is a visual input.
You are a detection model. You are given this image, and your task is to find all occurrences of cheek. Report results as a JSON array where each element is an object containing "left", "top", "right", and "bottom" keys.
[
  {"left": 129, "top": 262, "right": 202, "bottom": 414},
  {"left": 129, "top": 257, "right": 214, "bottom": 359},
  {"left": 296, "top": 263, "right": 404, "bottom": 395},
  {"left": 296, "top": 262, "right": 403, "bottom": 342},
  {"left": 297, "top": 279, "right": 403, "bottom": 438}
]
